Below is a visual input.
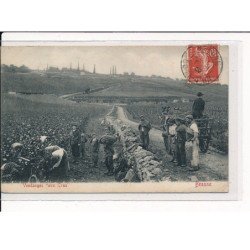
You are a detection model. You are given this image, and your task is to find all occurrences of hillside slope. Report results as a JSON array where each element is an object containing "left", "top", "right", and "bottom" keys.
[
  {"left": 1, "top": 72, "right": 228, "bottom": 101},
  {"left": 1, "top": 72, "right": 119, "bottom": 95}
]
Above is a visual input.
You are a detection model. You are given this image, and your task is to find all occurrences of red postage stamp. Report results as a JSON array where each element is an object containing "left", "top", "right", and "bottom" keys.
[{"left": 181, "top": 44, "right": 223, "bottom": 84}]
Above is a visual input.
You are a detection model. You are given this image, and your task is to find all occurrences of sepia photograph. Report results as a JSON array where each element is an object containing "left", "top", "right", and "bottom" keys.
[
  {"left": 1, "top": 44, "right": 229, "bottom": 193},
  {"left": 0, "top": 1, "right": 249, "bottom": 249}
]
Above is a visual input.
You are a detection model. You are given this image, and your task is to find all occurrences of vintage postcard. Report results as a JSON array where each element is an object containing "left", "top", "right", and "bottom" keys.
[{"left": 1, "top": 40, "right": 232, "bottom": 194}]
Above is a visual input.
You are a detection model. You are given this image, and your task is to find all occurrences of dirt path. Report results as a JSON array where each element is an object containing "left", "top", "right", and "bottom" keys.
[
  {"left": 115, "top": 105, "right": 228, "bottom": 181},
  {"left": 59, "top": 86, "right": 113, "bottom": 99},
  {"left": 59, "top": 92, "right": 84, "bottom": 99}
]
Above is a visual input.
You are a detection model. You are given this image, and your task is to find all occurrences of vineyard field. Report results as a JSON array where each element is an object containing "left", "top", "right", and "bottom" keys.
[{"left": 1, "top": 94, "right": 109, "bottom": 163}]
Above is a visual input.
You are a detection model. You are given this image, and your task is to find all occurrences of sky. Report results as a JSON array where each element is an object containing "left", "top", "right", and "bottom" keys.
[{"left": 1, "top": 45, "right": 229, "bottom": 83}]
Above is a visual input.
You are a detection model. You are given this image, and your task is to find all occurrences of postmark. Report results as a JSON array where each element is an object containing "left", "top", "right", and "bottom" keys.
[{"left": 181, "top": 45, "right": 223, "bottom": 84}]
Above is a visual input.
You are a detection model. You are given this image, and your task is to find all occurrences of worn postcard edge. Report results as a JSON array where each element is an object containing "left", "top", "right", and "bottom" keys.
[{"left": 0, "top": 33, "right": 241, "bottom": 200}]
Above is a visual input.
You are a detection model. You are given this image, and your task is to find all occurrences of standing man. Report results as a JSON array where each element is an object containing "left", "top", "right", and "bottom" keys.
[
  {"left": 69, "top": 124, "right": 81, "bottom": 163},
  {"left": 160, "top": 106, "right": 172, "bottom": 152},
  {"left": 90, "top": 133, "right": 100, "bottom": 167},
  {"left": 100, "top": 127, "right": 117, "bottom": 176},
  {"left": 160, "top": 106, "right": 173, "bottom": 131},
  {"left": 138, "top": 115, "right": 152, "bottom": 150},
  {"left": 168, "top": 118, "right": 177, "bottom": 162},
  {"left": 175, "top": 117, "right": 187, "bottom": 167},
  {"left": 192, "top": 92, "right": 205, "bottom": 119},
  {"left": 185, "top": 115, "right": 200, "bottom": 171},
  {"left": 80, "top": 132, "right": 88, "bottom": 159}
]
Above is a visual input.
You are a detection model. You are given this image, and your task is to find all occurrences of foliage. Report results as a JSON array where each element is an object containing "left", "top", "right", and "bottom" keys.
[
  {"left": 1, "top": 64, "right": 31, "bottom": 73},
  {"left": 1, "top": 94, "right": 109, "bottom": 163}
]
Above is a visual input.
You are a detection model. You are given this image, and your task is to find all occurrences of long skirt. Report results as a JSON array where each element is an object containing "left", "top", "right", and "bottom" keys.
[
  {"left": 176, "top": 142, "right": 186, "bottom": 166},
  {"left": 185, "top": 139, "right": 199, "bottom": 168}
]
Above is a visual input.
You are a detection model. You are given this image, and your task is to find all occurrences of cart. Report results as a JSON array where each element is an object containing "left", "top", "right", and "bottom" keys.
[{"left": 195, "top": 116, "right": 213, "bottom": 153}]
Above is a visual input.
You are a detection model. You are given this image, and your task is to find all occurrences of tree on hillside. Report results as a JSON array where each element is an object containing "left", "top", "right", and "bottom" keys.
[
  {"left": 1, "top": 64, "right": 31, "bottom": 73},
  {"left": 19, "top": 65, "right": 31, "bottom": 73}
]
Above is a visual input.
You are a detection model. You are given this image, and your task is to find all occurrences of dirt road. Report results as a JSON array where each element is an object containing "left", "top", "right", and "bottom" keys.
[
  {"left": 59, "top": 86, "right": 113, "bottom": 99},
  {"left": 114, "top": 105, "right": 228, "bottom": 181}
]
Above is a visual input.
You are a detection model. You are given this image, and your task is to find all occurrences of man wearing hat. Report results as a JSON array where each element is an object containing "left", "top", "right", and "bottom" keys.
[
  {"left": 160, "top": 106, "right": 173, "bottom": 152},
  {"left": 192, "top": 92, "right": 205, "bottom": 119},
  {"left": 80, "top": 132, "right": 88, "bottom": 159},
  {"left": 69, "top": 124, "right": 81, "bottom": 163},
  {"left": 100, "top": 127, "right": 117, "bottom": 175},
  {"left": 138, "top": 115, "right": 152, "bottom": 150}
]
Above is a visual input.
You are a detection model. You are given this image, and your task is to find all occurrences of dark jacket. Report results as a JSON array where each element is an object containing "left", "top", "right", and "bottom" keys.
[
  {"left": 138, "top": 120, "right": 151, "bottom": 134},
  {"left": 70, "top": 130, "right": 81, "bottom": 145},
  {"left": 91, "top": 138, "right": 99, "bottom": 153},
  {"left": 176, "top": 124, "right": 187, "bottom": 143},
  {"left": 192, "top": 97, "right": 205, "bottom": 118},
  {"left": 100, "top": 134, "right": 116, "bottom": 156}
]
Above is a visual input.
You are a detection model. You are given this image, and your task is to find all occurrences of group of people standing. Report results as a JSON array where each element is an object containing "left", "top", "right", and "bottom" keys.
[
  {"left": 164, "top": 114, "right": 200, "bottom": 171},
  {"left": 66, "top": 122, "right": 118, "bottom": 177},
  {"left": 138, "top": 92, "right": 206, "bottom": 171},
  {"left": 164, "top": 92, "right": 205, "bottom": 170}
]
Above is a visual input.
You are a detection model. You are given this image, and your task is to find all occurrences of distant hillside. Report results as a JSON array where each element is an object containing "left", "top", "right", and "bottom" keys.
[
  {"left": 1, "top": 72, "right": 228, "bottom": 101},
  {"left": 1, "top": 72, "right": 119, "bottom": 95},
  {"left": 90, "top": 76, "right": 228, "bottom": 102}
]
